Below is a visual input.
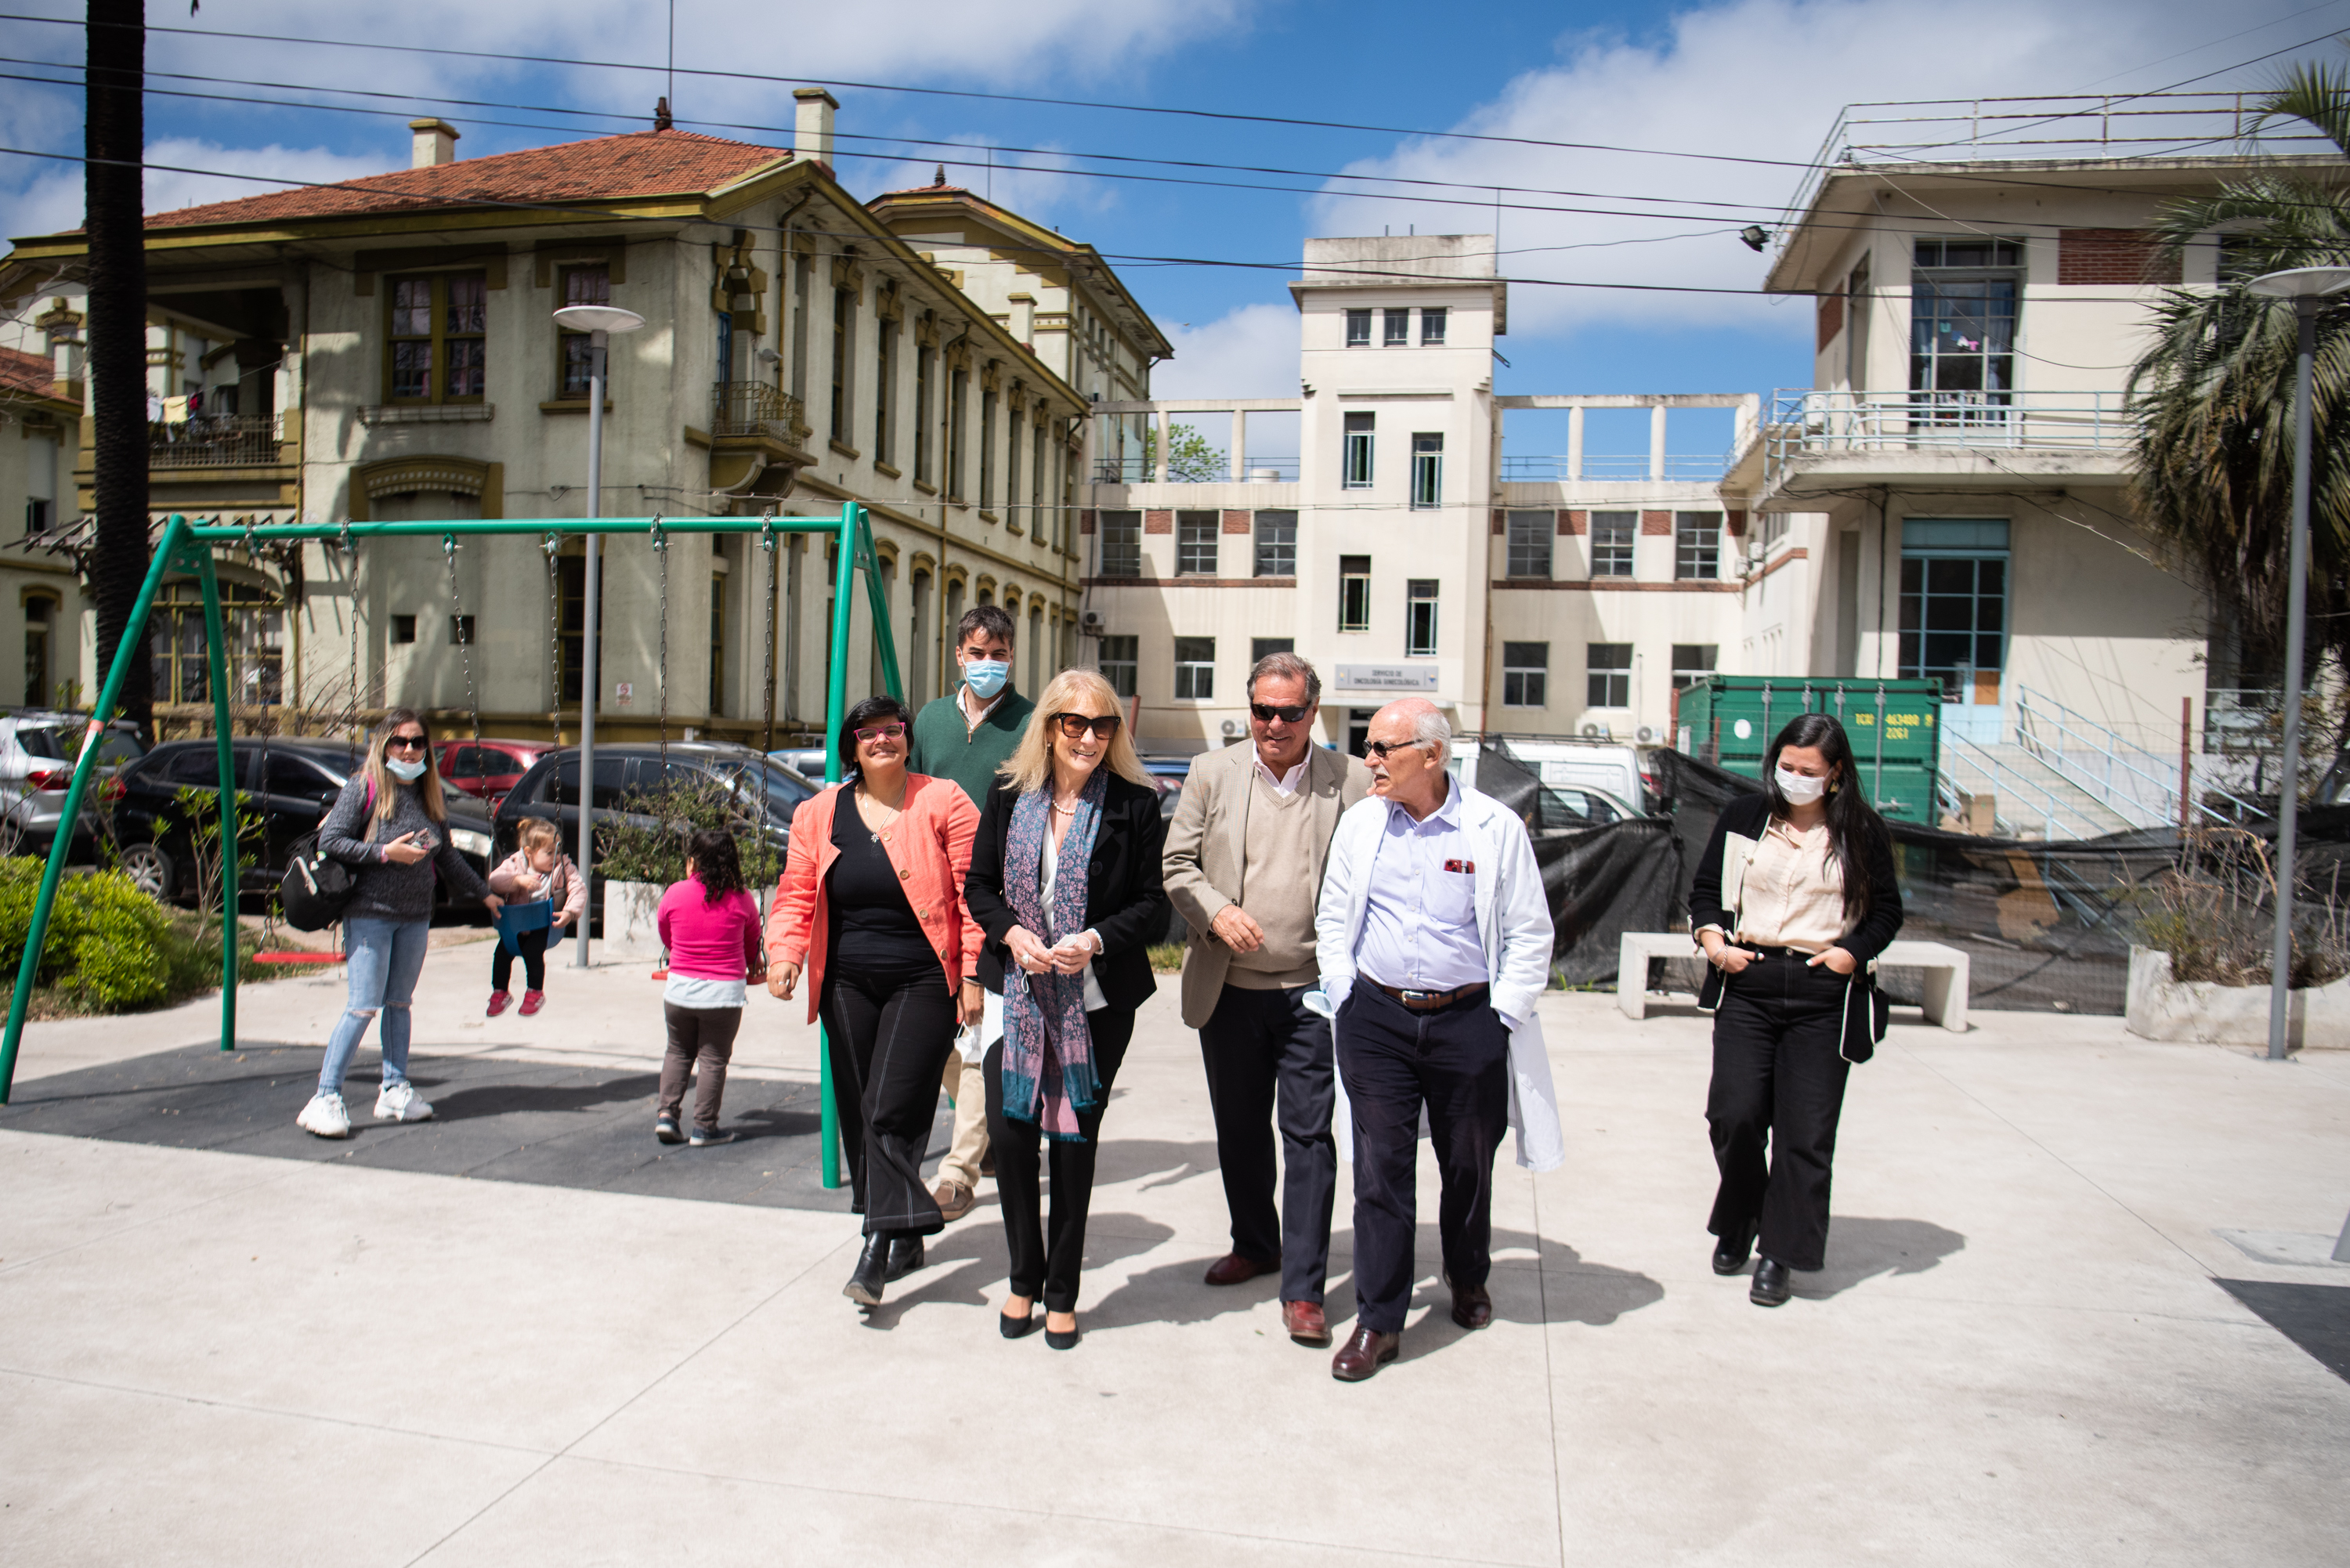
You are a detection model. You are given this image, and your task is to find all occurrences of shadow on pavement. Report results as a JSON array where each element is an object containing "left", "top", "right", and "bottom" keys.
[{"left": 1802, "top": 1216, "right": 1969, "bottom": 1299}]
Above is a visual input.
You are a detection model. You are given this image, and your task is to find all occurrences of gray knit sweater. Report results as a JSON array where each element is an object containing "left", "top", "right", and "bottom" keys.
[{"left": 318, "top": 774, "right": 492, "bottom": 922}]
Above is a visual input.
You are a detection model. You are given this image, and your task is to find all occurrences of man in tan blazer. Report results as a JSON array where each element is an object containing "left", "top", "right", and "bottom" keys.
[{"left": 1163, "top": 652, "right": 1373, "bottom": 1347}]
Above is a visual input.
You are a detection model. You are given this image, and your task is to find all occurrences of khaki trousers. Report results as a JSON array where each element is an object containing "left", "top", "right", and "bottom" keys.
[{"left": 935, "top": 1050, "right": 992, "bottom": 1190}]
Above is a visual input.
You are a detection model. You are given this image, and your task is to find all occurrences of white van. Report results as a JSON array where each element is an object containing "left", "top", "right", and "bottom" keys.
[{"left": 1452, "top": 738, "right": 1651, "bottom": 814}]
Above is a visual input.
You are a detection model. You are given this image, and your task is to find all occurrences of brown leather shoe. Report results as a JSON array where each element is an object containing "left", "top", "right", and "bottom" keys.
[
  {"left": 1202, "top": 1252, "right": 1278, "bottom": 1288},
  {"left": 1448, "top": 1276, "right": 1493, "bottom": 1331},
  {"left": 931, "top": 1180, "right": 975, "bottom": 1223},
  {"left": 1281, "top": 1299, "right": 1331, "bottom": 1346},
  {"left": 1330, "top": 1325, "right": 1401, "bottom": 1382}
]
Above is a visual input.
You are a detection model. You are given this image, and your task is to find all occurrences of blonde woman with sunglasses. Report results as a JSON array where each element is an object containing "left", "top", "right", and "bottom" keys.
[
  {"left": 964, "top": 669, "right": 1168, "bottom": 1348},
  {"left": 298, "top": 708, "right": 501, "bottom": 1139},
  {"left": 766, "top": 695, "right": 985, "bottom": 1309}
]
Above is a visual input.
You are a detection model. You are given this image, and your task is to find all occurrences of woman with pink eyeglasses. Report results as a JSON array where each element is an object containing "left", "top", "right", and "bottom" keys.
[{"left": 766, "top": 695, "right": 985, "bottom": 1310}]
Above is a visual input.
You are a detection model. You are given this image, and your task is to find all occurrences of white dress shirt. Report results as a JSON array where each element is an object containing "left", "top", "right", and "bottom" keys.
[
  {"left": 1252, "top": 750, "right": 1309, "bottom": 798},
  {"left": 1354, "top": 775, "right": 1488, "bottom": 995}
]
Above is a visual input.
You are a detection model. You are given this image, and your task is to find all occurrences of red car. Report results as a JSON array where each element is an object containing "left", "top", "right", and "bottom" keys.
[{"left": 436, "top": 739, "right": 556, "bottom": 808}]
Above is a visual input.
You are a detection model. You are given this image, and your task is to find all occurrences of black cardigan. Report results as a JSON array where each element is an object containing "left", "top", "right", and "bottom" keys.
[
  {"left": 964, "top": 772, "right": 1168, "bottom": 1010},
  {"left": 1687, "top": 793, "right": 1904, "bottom": 964}
]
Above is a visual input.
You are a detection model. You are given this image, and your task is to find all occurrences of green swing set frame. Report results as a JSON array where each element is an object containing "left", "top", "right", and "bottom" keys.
[{"left": 0, "top": 504, "right": 902, "bottom": 1191}]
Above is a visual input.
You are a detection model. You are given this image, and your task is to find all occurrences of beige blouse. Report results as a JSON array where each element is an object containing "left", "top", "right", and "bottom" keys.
[{"left": 1724, "top": 817, "right": 1849, "bottom": 952}]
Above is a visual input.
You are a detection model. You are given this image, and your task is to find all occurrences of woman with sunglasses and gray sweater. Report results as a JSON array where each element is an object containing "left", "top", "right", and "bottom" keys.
[{"left": 297, "top": 709, "right": 501, "bottom": 1139}]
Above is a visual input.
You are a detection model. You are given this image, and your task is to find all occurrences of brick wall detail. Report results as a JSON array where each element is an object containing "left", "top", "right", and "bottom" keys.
[
  {"left": 1640, "top": 509, "right": 1672, "bottom": 536},
  {"left": 1144, "top": 509, "right": 1173, "bottom": 534},
  {"left": 1816, "top": 291, "right": 1844, "bottom": 350},
  {"left": 1079, "top": 508, "right": 1094, "bottom": 535},
  {"left": 1221, "top": 509, "right": 1253, "bottom": 534},
  {"left": 1560, "top": 509, "right": 1586, "bottom": 535},
  {"left": 2058, "top": 229, "right": 2182, "bottom": 286}
]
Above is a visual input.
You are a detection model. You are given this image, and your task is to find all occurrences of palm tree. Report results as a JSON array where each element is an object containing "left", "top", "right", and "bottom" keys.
[
  {"left": 2131, "top": 57, "right": 2350, "bottom": 723},
  {"left": 86, "top": 0, "right": 153, "bottom": 735}
]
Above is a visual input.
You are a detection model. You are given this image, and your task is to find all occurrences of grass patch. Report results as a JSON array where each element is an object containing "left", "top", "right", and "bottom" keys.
[{"left": 1148, "top": 942, "right": 1186, "bottom": 973}]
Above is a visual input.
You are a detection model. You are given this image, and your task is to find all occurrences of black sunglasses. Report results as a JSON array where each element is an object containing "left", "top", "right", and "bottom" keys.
[
  {"left": 1363, "top": 739, "right": 1429, "bottom": 761},
  {"left": 1250, "top": 703, "right": 1311, "bottom": 724},
  {"left": 385, "top": 734, "right": 430, "bottom": 753},
  {"left": 1050, "top": 712, "right": 1122, "bottom": 739}
]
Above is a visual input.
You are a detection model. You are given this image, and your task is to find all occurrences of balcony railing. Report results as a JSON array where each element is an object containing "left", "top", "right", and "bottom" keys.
[
  {"left": 710, "top": 381, "right": 805, "bottom": 443},
  {"left": 1764, "top": 388, "right": 2130, "bottom": 487},
  {"left": 149, "top": 414, "right": 285, "bottom": 469},
  {"left": 1502, "top": 453, "right": 1730, "bottom": 482},
  {"left": 1090, "top": 456, "right": 1300, "bottom": 485}
]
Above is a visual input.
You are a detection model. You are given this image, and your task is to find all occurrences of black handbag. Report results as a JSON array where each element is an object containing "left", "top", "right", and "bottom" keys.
[
  {"left": 279, "top": 831, "right": 359, "bottom": 931},
  {"left": 1840, "top": 966, "right": 1889, "bottom": 1064}
]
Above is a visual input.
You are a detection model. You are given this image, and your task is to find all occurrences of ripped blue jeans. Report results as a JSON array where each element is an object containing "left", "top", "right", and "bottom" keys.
[{"left": 318, "top": 916, "right": 431, "bottom": 1094}]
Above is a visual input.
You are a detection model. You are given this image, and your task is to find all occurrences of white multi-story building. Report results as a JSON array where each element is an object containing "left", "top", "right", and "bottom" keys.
[{"left": 1078, "top": 235, "right": 1788, "bottom": 756}]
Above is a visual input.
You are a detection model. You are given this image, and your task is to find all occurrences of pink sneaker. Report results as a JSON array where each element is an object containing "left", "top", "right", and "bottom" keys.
[
  {"left": 486, "top": 990, "right": 512, "bottom": 1017},
  {"left": 519, "top": 989, "right": 546, "bottom": 1017}
]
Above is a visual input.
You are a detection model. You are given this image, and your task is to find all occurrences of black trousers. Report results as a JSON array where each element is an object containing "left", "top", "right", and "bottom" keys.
[
  {"left": 1706, "top": 954, "right": 1853, "bottom": 1272},
  {"left": 820, "top": 961, "right": 959, "bottom": 1237},
  {"left": 490, "top": 927, "right": 548, "bottom": 992},
  {"left": 659, "top": 1003, "right": 742, "bottom": 1130},
  {"left": 985, "top": 1006, "right": 1136, "bottom": 1313},
  {"left": 1337, "top": 984, "right": 1510, "bottom": 1336},
  {"left": 1199, "top": 983, "right": 1338, "bottom": 1302}
]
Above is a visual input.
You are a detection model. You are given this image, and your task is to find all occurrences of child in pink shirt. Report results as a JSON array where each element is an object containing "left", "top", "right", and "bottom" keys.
[{"left": 655, "top": 829, "right": 766, "bottom": 1146}]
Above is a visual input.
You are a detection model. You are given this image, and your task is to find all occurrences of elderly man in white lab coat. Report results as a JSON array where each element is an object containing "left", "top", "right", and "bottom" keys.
[{"left": 1314, "top": 697, "right": 1561, "bottom": 1382}]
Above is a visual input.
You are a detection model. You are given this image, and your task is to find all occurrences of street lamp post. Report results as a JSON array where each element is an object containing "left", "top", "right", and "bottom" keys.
[
  {"left": 551, "top": 303, "right": 647, "bottom": 967},
  {"left": 2245, "top": 267, "right": 2350, "bottom": 1058}
]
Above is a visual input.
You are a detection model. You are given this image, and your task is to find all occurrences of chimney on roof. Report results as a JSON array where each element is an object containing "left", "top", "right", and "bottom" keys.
[
  {"left": 409, "top": 118, "right": 460, "bottom": 169},
  {"left": 653, "top": 97, "right": 674, "bottom": 132},
  {"left": 794, "top": 89, "right": 838, "bottom": 170}
]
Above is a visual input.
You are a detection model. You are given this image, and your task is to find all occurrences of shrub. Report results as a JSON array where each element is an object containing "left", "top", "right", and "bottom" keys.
[
  {"left": 595, "top": 774, "right": 783, "bottom": 887},
  {"left": 0, "top": 861, "right": 269, "bottom": 1015},
  {"left": 2131, "top": 829, "right": 2350, "bottom": 988}
]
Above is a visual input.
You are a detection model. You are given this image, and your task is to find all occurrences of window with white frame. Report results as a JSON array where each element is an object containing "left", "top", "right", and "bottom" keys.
[
  {"left": 1675, "top": 511, "right": 1720, "bottom": 580},
  {"left": 1383, "top": 308, "right": 1410, "bottom": 346},
  {"left": 1420, "top": 307, "right": 1447, "bottom": 345},
  {"left": 1253, "top": 509, "right": 1296, "bottom": 577},
  {"left": 1590, "top": 511, "right": 1636, "bottom": 577},
  {"left": 1506, "top": 510, "right": 1553, "bottom": 579},
  {"left": 1176, "top": 510, "right": 1219, "bottom": 576},
  {"left": 1587, "top": 643, "right": 1632, "bottom": 708},
  {"left": 1098, "top": 509, "right": 1141, "bottom": 578},
  {"left": 1345, "top": 309, "right": 1372, "bottom": 347},
  {"left": 1405, "top": 579, "right": 1439, "bottom": 656},
  {"left": 1671, "top": 644, "right": 1717, "bottom": 690},
  {"left": 1410, "top": 432, "right": 1443, "bottom": 509},
  {"left": 1097, "top": 634, "right": 1137, "bottom": 697},
  {"left": 1343, "top": 412, "right": 1375, "bottom": 488},
  {"left": 1173, "top": 636, "right": 1215, "bottom": 699},
  {"left": 1502, "top": 641, "right": 1547, "bottom": 708},
  {"left": 1339, "top": 555, "right": 1371, "bottom": 631}
]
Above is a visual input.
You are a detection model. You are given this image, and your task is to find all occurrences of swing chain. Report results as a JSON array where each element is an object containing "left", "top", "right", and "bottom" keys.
[
  {"left": 341, "top": 523, "right": 361, "bottom": 751},
  {"left": 443, "top": 534, "right": 483, "bottom": 756},
  {"left": 544, "top": 533, "right": 563, "bottom": 736},
  {"left": 650, "top": 516, "right": 669, "bottom": 767}
]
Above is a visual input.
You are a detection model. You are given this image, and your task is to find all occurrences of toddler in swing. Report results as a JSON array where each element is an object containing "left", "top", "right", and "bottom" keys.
[{"left": 486, "top": 817, "right": 586, "bottom": 1016}]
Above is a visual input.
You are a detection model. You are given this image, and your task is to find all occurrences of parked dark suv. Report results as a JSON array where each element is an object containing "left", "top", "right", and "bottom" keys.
[{"left": 107, "top": 737, "right": 497, "bottom": 910}]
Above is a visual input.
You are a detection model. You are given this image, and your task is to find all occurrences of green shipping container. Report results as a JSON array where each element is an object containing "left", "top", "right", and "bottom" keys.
[{"left": 1673, "top": 677, "right": 1943, "bottom": 824}]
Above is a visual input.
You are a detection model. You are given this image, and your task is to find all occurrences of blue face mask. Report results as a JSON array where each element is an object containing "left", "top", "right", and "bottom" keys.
[
  {"left": 385, "top": 756, "right": 428, "bottom": 782},
  {"left": 963, "top": 659, "right": 1010, "bottom": 699}
]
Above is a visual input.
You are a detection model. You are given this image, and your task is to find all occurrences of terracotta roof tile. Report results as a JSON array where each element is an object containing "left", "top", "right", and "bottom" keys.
[
  {"left": 0, "top": 345, "right": 52, "bottom": 397},
  {"left": 146, "top": 129, "right": 794, "bottom": 230}
]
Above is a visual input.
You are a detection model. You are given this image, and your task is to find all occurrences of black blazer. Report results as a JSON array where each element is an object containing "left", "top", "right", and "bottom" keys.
[
  {"left": 964, "top": 772, "right": 1168, "bottom": 1010},
  {"left": 1687, "top": 793, "right": 1904, "bottom": 965}
]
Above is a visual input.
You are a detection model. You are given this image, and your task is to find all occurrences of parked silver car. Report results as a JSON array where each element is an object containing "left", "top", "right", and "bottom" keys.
[{"left": 0, "top": 711, "right": 146, "bottom": 858}]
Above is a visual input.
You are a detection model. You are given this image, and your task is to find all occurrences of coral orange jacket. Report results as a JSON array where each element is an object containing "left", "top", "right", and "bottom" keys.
[{"left": 765, "top": 774, "right": 983, "bottom": 1022}]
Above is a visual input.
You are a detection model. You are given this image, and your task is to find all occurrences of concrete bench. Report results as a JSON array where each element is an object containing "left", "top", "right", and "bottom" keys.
[{"left": 1614, "top": 934, "right": 1969, "bottom": 1032}]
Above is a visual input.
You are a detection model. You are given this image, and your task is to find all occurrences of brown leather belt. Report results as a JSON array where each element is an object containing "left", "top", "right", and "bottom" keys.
[{"left": 1374, "top": 981, "right": 1488, "bottom": 1012}]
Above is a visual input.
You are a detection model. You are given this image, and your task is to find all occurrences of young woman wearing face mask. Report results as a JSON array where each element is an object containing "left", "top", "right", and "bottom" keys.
[
  {"left": 1687, "top": 712, "right": 1901, "bottom": 1307},
  {"left": 298, "top": 709, "right": 502, "bottom": 1138}
]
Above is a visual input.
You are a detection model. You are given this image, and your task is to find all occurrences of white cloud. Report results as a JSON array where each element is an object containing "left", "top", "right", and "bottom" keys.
[
  {"left": 1309, "top": 0, "right": 2336, "bottom": 339},
  {"left": 1153, "top": 302, "right": 1300, "bottom": 399},
  {"left": 3, "top": 139, "right": 396, "bottom": 244}
]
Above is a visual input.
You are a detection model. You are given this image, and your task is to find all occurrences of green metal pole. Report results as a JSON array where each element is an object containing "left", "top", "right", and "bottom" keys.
[
  {"left": 2, "top": 515, "right": 191, "bottom": 1103},
  {"left": 816, "top": 502, "right": 861, "bottom": 1190},
  {"left": 856, "top": 506, "right": 905, "bottom": 703},
  {"left": 190, "top": 541, "right": 240, "bottom": 1052}
]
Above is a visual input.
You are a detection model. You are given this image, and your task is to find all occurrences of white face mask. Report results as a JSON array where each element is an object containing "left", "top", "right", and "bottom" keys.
[
  {"left": 385, "top": 756, "right": 428, "bottom": 782},
  {"left": 1774, "top": 765, "right": 1828, "bottom": 805}
]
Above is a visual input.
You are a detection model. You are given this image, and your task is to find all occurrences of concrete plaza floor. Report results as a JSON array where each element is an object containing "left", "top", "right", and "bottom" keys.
[{"left": 2, "top": 937, "right": 2348, "bottom": 1566}]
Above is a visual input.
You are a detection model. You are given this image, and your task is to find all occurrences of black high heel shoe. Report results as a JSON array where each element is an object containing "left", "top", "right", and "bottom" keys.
[
  {"left": 1000, "top": 1309, "right": 1039, "bottom": 1339},
  {"left": 844, "top": 1234, "right": 889, "bottom": 1307},
  {"left": 1044, "top": 1314, "right": 1079, "bottom": 1350},
  {"left": 885, "top": 1234, "right": 924, "bottom": 1282}
]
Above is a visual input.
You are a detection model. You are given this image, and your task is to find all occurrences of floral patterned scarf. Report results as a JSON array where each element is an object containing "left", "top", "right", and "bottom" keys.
[{"left": 998, "top": 768, "right": 1107, "bottom": 1140}]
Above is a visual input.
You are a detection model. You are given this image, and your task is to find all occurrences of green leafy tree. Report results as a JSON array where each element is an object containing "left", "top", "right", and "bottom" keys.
[
  {"left": 2132, "top": 56, "right": 2350, "bottom": 727},
  {"left": 1139, "top": 422, "right": 1226, "bottom": 482}
]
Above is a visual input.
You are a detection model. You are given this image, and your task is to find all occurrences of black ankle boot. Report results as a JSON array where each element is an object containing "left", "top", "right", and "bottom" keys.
[
  {"left": 844, "top": 1233, "right": 889, "bottom": 1306},
  {"left": 1750, "top": 1257, "right": 1791, "bottom": 1307},
  {"left": 885, "top": 1232, "right": 924, "bottom": 1281}
]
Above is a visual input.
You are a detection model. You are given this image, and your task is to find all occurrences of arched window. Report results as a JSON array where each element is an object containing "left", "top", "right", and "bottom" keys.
[{"left": 149, "top": 578, "right": 283, "bottom": 706}]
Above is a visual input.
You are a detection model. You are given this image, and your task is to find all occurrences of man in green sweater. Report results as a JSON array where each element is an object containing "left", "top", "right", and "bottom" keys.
[{"left": 908, "top": 604, "right": 1034, "bottom": 1223}]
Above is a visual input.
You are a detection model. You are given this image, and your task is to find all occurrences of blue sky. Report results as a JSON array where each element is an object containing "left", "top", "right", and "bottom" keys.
[{"left": 4, "top": 0, "right": 2347, "bottom": 458}]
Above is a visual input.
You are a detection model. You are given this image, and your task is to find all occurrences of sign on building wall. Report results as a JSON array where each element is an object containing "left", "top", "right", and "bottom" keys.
[{"left": 1335, "top": 664, "right": 1440, "bottom": 692}]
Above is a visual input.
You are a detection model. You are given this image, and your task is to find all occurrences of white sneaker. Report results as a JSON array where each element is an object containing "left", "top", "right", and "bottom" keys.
[
  {"left": 374, "top": 1080, "right": 435, "bottom": 1123},
  {"left": 297, "top": 1091, "right": 351, "bottom": 1139}
]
